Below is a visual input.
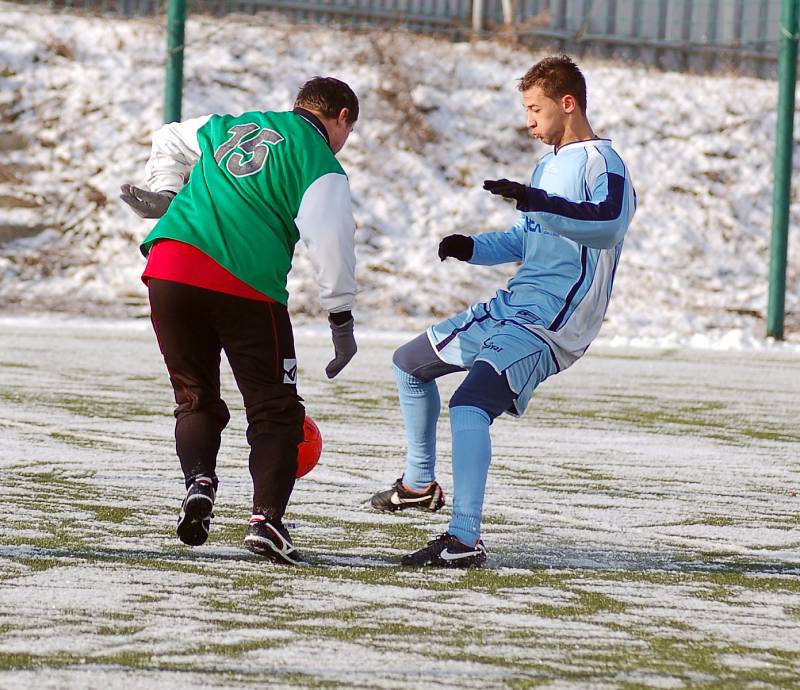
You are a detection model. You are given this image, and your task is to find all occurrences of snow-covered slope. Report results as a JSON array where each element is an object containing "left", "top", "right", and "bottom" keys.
[{"left": 0, "top": 3, "right": 798, "bottom": 347}]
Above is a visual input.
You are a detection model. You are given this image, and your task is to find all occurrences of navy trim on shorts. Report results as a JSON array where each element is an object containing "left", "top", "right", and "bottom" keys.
[{"left": 435, "top": 307, "right": 493, "bottom": 352}]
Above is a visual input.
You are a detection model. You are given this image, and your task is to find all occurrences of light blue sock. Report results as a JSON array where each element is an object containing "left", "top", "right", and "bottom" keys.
[
  {"left": 448, "top": 405, "right": 492, "bottom": 547},
  {"left": 394, "top": 364, "right": 440, "bottom": 490}
]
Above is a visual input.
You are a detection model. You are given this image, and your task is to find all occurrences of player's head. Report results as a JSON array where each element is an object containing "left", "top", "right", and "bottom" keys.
[
  {"left": 518, "top": 55, "right": 588, "bottom": 147},
  {"left": 295, "top": 76, "right": 359, "bottom": 153}
]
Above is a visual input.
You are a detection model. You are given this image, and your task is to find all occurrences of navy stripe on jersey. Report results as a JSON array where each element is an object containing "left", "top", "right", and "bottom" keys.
[
  {"left": 549, "top": 245, "right": 588, "bottom": 331},
  {"left": 518, "top": 172, "right": 626, "bottom": 222},
  {"left": 527, "top": 329, "right": 561, "bottom": 373}
]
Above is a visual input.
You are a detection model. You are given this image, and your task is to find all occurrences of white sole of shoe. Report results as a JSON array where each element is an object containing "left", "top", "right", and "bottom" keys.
[{"left": 244, "top": 534, "right": 304, "bottom": 566}]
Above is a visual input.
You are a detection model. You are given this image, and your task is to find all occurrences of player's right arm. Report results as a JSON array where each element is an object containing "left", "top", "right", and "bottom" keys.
[
  {"left": 120, "top": 115, "right": 211, "bottom": 218},
  {"left": 437, "top": 217, "right": 525, "bottom": 265},
  {"left": 144, "top": 115, "right": 211, "bottom": 193},
  {"left": 468, "top": 216, "right": 526, "bottom": 265}
]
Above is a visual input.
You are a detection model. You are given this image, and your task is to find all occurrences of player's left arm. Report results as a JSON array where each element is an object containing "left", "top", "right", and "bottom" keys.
[
  {"left": 484, "top": 150, "right": 635, "bottom": 250},
  {"left": 294, "top": 172, "right": 358, "bottom": 379}
]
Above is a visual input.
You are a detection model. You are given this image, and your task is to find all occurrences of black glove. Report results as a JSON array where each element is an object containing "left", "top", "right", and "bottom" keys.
[
  {"left": 326, "top": 311, "right": 356, "bottom": 379},
  {"left": 120, "top": 184, "right": 175, "bottom": 218},
  {"left": 483, "top": 178, "right": 528, "bottom": 205},
  {"left": 438, "top": 234, "right": 474, "bottom": 262}
]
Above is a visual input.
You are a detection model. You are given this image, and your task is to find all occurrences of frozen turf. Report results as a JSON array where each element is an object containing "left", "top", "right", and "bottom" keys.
[{"left": 0, "top": 318, "right": 798, "bottom": 689}]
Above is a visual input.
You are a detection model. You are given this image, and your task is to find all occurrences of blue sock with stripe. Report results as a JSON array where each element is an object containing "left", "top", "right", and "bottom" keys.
[
  {"left": 394, "top": 364, "right": 439, "bottom": 490},
  {"left": 448, "top": 405, "right": 492, "bottom": 547}
]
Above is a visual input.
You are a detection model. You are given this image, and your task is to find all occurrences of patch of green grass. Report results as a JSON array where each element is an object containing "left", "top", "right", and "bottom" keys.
[
  {"left": 664, "top": 516, "right": 738, "bottom": 528},
  {"left": 690, "top": 584, "right": 733, "bottom": 602},
  {"left": 0, "top": 652, "right": 39, "bottom": 670},
  {"left": 562, "top": 465, "right": 617, "bottom": 482},
  {"left": 3, "top": 525, "right": 90, "bottom": 552},
  {"left": 204, "top": 520, "right": 246, "bottom": 546},
  {"left": 459, "top": 568, "right": 570, "bottom": 592},
  {"left": 190, "top": 638, "right": 290, "bottom": 658},
  {"left": 74, "top": 503, "right": 136, "bottom": 524},
  {"left": 204, "top": 598, "right": 253, "bottom": 615},
  {"left": 12, "top": 557, "right": 63, "bottom": 572},
  {"left": 702, "top": 516, "right": 737, "bottom": 527},
  {"left": 0, "top": 651, "right": 141, "bottom": 671},
  {"left": 529, "top": 589, "right": 627, "bottom": 618},
  {"left": 125, "top": 374, "right": 162, "bottom": 384},
  {"left": 94, "top": 650, "right": 154, "bottom": 668},
  {"left": 537, "top": 394, "right": 800, "bottom": 444},
  {"left": 300, "top": 619, "right": 432, "bottom": 643},
  {"left": 703, "top": 570, "right": 800, "bottom": 593},
  {"left": 506, "top": 676, "right": 551, "bottom": 689},
  {"left": 286, "top": 512, "right": 431, "bottom": 553},
  {"left": 51, "top": 394, "right": 156, "bottom": 420},
  {"left": 49, "top": 432, "right": 119, "bottom": 450},
  {"left": 117, "top": 556, "right": 220, "bottom": 578},
  {"left": 95, "top": 625, "right": 145, "bottom": 636}
]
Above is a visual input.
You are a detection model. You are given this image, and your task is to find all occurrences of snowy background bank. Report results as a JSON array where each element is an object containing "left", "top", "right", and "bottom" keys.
[{"left": 0, "top": 3, "right": 798, "bottom": 348}]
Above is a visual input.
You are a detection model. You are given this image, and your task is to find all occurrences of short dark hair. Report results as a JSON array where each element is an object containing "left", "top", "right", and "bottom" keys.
[
  {"left": 518, "top": 55, "right": 587, "bottom": 113},
  {"left": 295, "top": 77, "right": 359, "bottom": 124}
]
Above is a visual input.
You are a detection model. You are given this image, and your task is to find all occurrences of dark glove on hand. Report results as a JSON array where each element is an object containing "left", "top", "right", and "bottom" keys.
[
  {"left": 326, "top": 312, "right": 357, "bottom": 379},
  {"left": 483, "top": 178, "right": 528, "bottom": 205},
  {"left": 119, "top": 184, "right": 175, "bottom": 219},
  {"left": 438, "top": 234, "right": 474, "bottom": 261}
]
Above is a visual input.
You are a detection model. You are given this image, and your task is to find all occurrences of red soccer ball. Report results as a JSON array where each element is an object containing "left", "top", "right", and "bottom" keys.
[{"left": 296, "top": 415, "right": 322, "bottom": 478}]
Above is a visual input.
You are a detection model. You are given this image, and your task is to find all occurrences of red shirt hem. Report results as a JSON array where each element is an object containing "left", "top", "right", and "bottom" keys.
[{"left": 142, "top": 239, "right": 273, "bottom": 303}]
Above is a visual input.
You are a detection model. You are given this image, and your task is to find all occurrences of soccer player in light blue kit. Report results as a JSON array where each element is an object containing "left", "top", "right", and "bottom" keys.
[{"left": 370, "top": 55, "right": 637, "bottom": 567}]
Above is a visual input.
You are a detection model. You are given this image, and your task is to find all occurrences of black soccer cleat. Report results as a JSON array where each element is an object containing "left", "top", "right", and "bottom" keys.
[
  {"left": 244, "top": 515, "right": 305, "bottom": 565},
  {"left": 370, "top": 477, "right": 445, "bottom": 513},
  {"left": 401, "top": 533, "right": 488, "bottom": 568},
  {"left": 176, "top": 476, "right": 216, "bottom": 546}
]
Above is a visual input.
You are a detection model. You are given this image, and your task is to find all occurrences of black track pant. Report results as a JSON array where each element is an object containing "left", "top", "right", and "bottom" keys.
[{"left": 148, "top": 279, "right": 305, "bottom": 522}]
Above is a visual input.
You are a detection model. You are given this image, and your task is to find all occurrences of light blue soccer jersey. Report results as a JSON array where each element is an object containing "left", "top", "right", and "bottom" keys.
[
  {"left": 428, "top": 138, "right": 636, "bottom": 414},
  {"left": 468, "top": 138, "right": 636, "bottom": 369}
]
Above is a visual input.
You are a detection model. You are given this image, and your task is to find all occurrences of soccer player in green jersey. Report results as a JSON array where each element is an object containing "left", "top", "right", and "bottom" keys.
[{"left": 120, "top": 77, "right": 359, "bottom": 565}]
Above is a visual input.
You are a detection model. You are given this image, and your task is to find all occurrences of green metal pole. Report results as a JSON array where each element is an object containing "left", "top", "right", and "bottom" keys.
[
  {"left": 164, "top": 0, "right": 187, "bottom": 124},
  {"left": 767, "top": 0, "right": 799, "bottom": 339}
]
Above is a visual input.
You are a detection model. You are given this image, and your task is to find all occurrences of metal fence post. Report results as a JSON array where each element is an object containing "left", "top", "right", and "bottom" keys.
[
  {"left": 472, "top": 0, "right": 484, "bottom": 34},
  {"left": 164, "top": 0, "right": 186, "bottom": 123},
  {"left": 767, "top": 0, "right": 799, "bottom": 340},
  {"left": 501, "top": 0, "right": 514, "bottom": 26}
]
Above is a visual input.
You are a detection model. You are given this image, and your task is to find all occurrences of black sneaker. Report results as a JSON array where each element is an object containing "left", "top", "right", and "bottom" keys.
[
  {"left": 370, "top": 477, "right": 445, "bottom": 513},
  {"left": 244, "top": 515, "right": 305, "bottom": 565},
  {"left": 401, "top": 533, "right": 487, "bottom": 568},
  {"left": 176, "top": 476, "right": 216, "bottom": 546}
]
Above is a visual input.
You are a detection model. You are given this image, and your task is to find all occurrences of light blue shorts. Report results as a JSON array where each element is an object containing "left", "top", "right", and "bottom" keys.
[{"left": 427, "top": 300, "right": 559, "bottom": 416}]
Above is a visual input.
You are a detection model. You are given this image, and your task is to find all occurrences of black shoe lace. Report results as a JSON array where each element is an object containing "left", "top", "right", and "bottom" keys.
[{"left": 427, "top": 532, "right": 451, "bottom": 546}]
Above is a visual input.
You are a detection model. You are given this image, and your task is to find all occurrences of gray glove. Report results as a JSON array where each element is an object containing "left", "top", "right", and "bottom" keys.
[
  {"left": 326, "top": 314, "right": 357, "bottom": 379},
  {"left": 119, "top": 184, "right": 174, "bottom": 218}
]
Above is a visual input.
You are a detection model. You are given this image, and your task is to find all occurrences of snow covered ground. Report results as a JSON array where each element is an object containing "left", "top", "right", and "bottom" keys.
[
  {"left": 0, "top": 317, "right": 799, "bottom": 688},
  {"left": 0, "top": 3, "right": 799, "bottom": 348}
]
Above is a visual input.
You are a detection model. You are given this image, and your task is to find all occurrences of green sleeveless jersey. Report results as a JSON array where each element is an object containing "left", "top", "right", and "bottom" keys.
[{"left": 141, "top": 110, "right": 353, "bottom": 307}]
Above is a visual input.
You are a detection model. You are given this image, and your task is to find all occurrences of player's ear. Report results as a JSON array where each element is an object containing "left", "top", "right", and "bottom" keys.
[
  {"left": 337, "top": 107, "right": 350, "bottom": 126},
  {"left": 562, "top": 94, "right": 577, "bottom": 114}
]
